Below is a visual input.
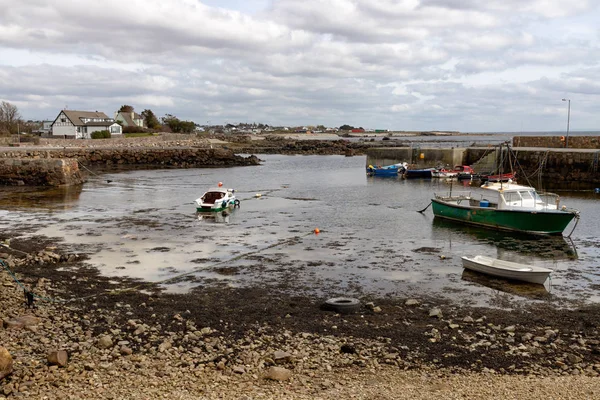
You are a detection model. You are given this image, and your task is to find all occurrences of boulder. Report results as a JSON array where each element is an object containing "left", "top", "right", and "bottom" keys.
[
  {"left": 47, "top": 350, "right": 68, "bottom": 367},
  {"left": 0, "top": 347, "right": 13, "bottom": 380}
]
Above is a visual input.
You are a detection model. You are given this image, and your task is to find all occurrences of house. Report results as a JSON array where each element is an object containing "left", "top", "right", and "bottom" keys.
[
  {"left": 114, "top": 111, "right": 145, "bottom": 128},
  {"left": 51, "top": 110, "right": 123, "bottom": 139},
  {"left": 32, "top": 120, "right": 53, "bottom": 137}
]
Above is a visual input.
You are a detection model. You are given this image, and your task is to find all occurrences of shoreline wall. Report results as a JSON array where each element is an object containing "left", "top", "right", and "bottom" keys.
[
  {"left": 513, "top": 136, "right": 600, "bottom": 149},
  {"left": 0, "top": 158, "right": 85, "bottom": 186}
]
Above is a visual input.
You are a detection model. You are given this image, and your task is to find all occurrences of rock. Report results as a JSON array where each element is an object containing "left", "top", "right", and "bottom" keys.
[
  {"left": 97, "top": 335, "right": 113, "bottom": 349},
  {"left": 405, "top": 299, "right": 420, "bottom": 306},
  {"left": 158, "top": 341, "right": 172, "bottom": 352},
  {"left": 47, "top": 350, "right": 68, "bottom": 367},
  {"left": 264, "top": 366, "right": 292, "bottom": 381},
  {"left": 4, "top": 315, "right": 41, "bottom": 330},
  {"left": 503, "top": 325, "right": 516, "bottom": 333},
  {"left": 463, "top": 316, "right": 474, "bottom": 323},
  {"left": 120, "top": 346, "right": 133, "bottom": 356},
  {"left": 273, "top": 350, "right": 293, "bottom": 364},
  {"left": 429, "top": 308, "right": 443, "bottom": 318},
  {"left": 232, "top": 366, "right": 245, "bottom": 374},
  {"left": 0, "top": 347, "right": 13, "bottom": 380}
]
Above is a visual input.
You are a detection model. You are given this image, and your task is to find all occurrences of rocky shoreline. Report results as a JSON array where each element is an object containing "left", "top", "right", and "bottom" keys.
[{"left": 1, "top": 233, "right": 600, "bottom": 399}]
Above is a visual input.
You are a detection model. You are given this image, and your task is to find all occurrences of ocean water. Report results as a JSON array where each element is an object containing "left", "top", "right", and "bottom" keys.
[{"left": 0, "top": 154, "right": 598, "bottom": 307}]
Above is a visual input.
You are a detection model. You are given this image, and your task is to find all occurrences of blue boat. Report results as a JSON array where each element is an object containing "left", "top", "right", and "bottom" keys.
[
  {"left": 404, "top": 167, "right": 435, "bottom": 179},
  {"left": 367, "top": 162, "right": 407, "bottom": 177}
]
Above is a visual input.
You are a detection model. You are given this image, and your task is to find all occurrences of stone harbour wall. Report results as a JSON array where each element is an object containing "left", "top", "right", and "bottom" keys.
[
  {"left": 0, "top": 158, "right": 85, "bottom": 186},
  {"left": 0, "top": 147, "right": 260, "bottom": 186},
  {"left": 513, "top": 136, "right": 600, "bottom": 149},
  {"left": 0, "top": 147, "right": 260, "bottom": 168}
]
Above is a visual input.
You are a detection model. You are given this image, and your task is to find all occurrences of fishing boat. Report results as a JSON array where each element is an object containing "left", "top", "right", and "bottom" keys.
[
  {"left": 195, "top": 186, "right": 240, "bottom": 212},
  {"left": 461, "top": 255, "right": 552, "bottom": 284},
  {"left": 430, "top": 181, "right": 580, "bottom": 235},
  {"left": 366, "top": 162, "right": 407, "bottom": 177}
]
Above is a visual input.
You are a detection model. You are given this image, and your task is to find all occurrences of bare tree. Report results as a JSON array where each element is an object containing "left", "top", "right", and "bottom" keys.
[{"left": 0, "top": 101, "right": 21, "bottom": 135}]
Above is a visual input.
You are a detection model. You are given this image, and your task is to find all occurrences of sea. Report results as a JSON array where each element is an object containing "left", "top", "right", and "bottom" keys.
[{"left": 0, "top": 151, "right": 599, "bottom": 308}]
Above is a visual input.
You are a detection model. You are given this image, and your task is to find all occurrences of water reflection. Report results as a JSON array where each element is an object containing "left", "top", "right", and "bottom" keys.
[
  {"left": 431, "top": 218, "right": 578, "bottom": 260},
  {"left": 461, "top": 269, "right": 551, "bottom": 301},
  {"left": 0, "top": 185, "right": 83, "bottom": 210},
  {"left": 196, "top": 208, "right": 234, "bottom": 224}
]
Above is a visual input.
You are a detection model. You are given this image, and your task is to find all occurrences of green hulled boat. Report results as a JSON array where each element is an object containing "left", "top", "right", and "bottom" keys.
[{"left": 431, "top": 182, "right": 579, "bottom": 236}]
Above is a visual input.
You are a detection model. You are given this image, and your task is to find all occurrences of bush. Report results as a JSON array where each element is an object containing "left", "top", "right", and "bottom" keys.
[
  {"left": 123, "top": 126, "right": 150, "bottom": 134},
  {"left": 91, "top": 130, "right": 111, "bottom": 139}
]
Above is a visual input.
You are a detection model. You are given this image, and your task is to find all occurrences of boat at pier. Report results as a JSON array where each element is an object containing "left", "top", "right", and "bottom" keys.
[{"left": 430, "top": 181, "right": 580, "bottom": 235}]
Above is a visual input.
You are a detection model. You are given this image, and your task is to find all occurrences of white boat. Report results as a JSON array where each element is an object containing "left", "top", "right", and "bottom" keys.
[
  {"left": 431, "top": 168, "right": 458, "bottom": 179},
  {"left": 195, "top": 187, "right": 239, "bottom": 212},
  {"left": 461, "top": 255, "right": 552, "bottom": 284}
]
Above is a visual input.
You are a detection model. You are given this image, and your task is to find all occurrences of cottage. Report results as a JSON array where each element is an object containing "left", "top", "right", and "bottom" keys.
[
  {"left": 51, "top": 110, "right": 123, "bottom": 139},
  {"left": 114, "top": 111, "right": 145, "bottom": 128}
]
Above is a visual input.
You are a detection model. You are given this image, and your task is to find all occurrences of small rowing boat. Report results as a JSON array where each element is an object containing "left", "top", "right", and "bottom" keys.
[{"left": 461, "top": 255, "right": 552, "bottom": 284}]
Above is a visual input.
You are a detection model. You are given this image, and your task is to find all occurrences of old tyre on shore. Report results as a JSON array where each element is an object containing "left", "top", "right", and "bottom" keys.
[{"left": 322, "top": 297, "right": 361, "bottom": 314}]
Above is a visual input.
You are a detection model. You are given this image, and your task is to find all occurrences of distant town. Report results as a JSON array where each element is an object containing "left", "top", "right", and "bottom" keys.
[{"left": 1, "top": 101, "right": 459, "bottom": 141}]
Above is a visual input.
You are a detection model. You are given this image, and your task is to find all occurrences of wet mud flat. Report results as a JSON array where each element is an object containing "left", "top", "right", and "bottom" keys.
[{"left": 3, "top": 227, "right": 600, "bottom": 383}]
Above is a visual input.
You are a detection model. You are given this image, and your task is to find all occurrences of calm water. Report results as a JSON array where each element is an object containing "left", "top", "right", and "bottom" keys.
[{"left": 1, "top": 155, "right": 599, "bottom": 307}]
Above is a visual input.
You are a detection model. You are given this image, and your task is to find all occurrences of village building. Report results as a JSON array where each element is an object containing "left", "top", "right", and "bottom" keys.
[
  {"left": 114, "top": 111, "right": 146, "bottom": 128},
  {"left": 51, "top": 110, "right": 122, "bottom": 139}
]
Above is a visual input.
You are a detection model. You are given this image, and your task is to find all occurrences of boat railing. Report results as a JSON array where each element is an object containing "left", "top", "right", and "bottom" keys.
[{"left": 434, "top": 191, "right": 471, "bottom": 201}]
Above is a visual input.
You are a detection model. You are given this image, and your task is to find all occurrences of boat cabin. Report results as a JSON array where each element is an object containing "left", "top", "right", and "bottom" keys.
[{"left": 482, "top": 183, "right": 559, "bottom": 210}]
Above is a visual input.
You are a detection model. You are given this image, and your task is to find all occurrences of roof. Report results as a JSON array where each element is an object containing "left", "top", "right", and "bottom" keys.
[
  {"left": 55, "top": 110, "right": 113, "bottom": 127},
  {"left": 481, "top": 182, "right": 535, "bottom": 192}
]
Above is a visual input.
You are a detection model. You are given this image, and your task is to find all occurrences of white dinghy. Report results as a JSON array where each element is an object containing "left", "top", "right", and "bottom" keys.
[{"left": 461, "top": 255, "right": 552, "bottom": 285}]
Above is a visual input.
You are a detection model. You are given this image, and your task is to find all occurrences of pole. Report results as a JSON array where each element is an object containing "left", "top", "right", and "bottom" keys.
[{"left": 566, "top": 99, "right": 571, "bottom": 149}]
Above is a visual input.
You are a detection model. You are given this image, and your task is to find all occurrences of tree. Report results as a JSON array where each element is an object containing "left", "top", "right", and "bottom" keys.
[
  {"left": 141, "top": 109, "right": 161, "bottom": 130},
  {"left": 119, "top": 105, "right": 134, "bottom": 113},
  {"left": 161, "top": 114, "right": 196, "bottom": 133},
  {"left": 339, "top": 124, "right": 354, "bottom": 131},
  {"left": 0, "top": 101, "right": 21, "bottom": 135}
]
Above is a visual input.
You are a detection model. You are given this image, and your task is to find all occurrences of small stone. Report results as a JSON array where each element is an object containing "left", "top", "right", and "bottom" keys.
[
  {"left": 97, "top": 335, "right": 113, "bottom": 349},
  {"left": 264, "top": 366, "right": 292, "bottom": 381}
]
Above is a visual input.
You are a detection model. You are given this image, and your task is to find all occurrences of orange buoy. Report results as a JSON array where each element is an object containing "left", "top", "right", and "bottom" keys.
[
  {"left": 218, "top": 182, "right": 223, "bottom": 187},
  {"left": 314, "top": 228, "right": 320, "bottom": 234}
]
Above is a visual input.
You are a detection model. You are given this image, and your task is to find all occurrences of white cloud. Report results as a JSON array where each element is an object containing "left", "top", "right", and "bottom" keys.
[{"left": 0, "top": 0, "right": 598, "bottom": 131}]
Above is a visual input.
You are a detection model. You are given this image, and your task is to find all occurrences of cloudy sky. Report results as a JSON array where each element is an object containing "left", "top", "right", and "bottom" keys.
[{"left": 0, "top": 0, "right": 598, "bottom": 132}]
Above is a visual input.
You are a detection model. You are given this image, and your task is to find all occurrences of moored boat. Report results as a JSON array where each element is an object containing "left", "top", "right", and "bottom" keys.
[
  {"left": 461, "top": 255, "right": 552, "bottom": 284},
  {"left": 367, "top": 162, "right": 407, "bottom": 177},
  {"left": 404, "top": 167, "right": 434, "bottom": 179},
  {"left": 195, "top": 186, "right": 240, "bottom": 212},
  {"left": 430, "top": 182, "right": 580, "bottom": 235}
]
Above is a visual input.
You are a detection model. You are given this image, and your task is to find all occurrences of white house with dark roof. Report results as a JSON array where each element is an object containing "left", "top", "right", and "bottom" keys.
[
  {"left": 114, "top": 111, "right": 146, "bottom": 128},
  {"left": 51, "top": 110, "right": 123, "bottom": 139}
]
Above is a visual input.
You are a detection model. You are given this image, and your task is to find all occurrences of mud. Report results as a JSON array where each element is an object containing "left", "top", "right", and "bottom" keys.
[{"left": 3, "top": 227, "right": 600, "bottom": 375}]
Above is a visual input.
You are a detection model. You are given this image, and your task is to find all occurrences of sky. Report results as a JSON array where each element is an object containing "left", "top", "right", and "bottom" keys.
[{"left": 0, "top": 0, "right": 599, "bottom": 132}]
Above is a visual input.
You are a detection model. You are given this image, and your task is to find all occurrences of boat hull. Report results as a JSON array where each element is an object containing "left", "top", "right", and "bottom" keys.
[
  {"left": 404, "top": 169, "right": 433, "bottom": 179},
  {"left": 461, "top": 256, "right": 551, "bottom": 284},
  {"left": 431, "top": 199, "right": 576, "bottom": 235}
]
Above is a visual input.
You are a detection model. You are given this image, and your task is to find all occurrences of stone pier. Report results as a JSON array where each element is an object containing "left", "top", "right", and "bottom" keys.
[
  {"left": 0, "top": 158, "right": 85, "bottom": 186},
  {"left": 0, "top": 147, "right": 260, "bottom": 186}
]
